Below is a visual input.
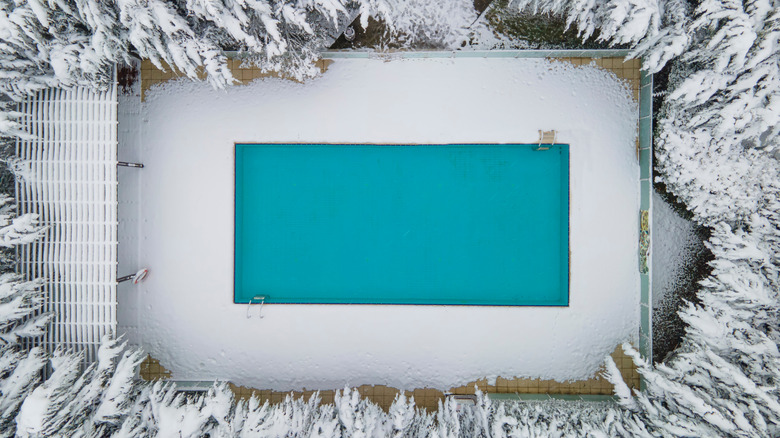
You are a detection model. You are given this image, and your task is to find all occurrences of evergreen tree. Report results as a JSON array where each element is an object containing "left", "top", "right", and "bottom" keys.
[
  {"left": 655, "top": 0, "right": 780, "bottom": 226},
  {"left": 505, "top": 0, "right": 663, "bottom": 48},
  {"left": 606, "top": 210, "right": 780, "bottom": 437},
  {"left": 13, "top": 337, "right": 144, "bottom": 438},
  {"left": 0, "top": 0, "right": 404, "bottom": 102},
  {"left": 0, "top": 195, "right": 43, "bottom": 248},
  {"left": 0, "top": 274, "right": 51, "bottom": 345},
  {"left": 0, "top": 346, "right": 46, "bottom": 438},
  {"left": 629, "top": 0, "right": 690, "bottom": 73},
  {"left": 371, "top": 0, "right": 478, "bottom": 49}
]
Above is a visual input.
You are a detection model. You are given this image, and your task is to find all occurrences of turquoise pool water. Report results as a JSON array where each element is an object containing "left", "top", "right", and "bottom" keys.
[{"left": 235, "top": 144, "right": 569, "bottom": 306}]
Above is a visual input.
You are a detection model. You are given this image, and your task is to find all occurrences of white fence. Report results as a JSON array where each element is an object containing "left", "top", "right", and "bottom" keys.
[{"left": 15, "top": 80, "right": 118, "bottom": 364}]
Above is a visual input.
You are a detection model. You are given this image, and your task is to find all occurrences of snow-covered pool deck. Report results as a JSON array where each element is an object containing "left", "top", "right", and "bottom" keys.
[{"left": 117, "top": 54, "right": 642, "bottom": 400}]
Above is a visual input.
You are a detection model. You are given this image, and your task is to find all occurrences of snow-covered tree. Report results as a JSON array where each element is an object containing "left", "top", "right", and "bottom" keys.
[
  {"left": 117, "top": 0, "right": 245, "bottom": 88},
  {"left": 655, "top": 101, "right": 780, "bottom": 225},
  {"left": 606, "top": 204, "right": 780, "bottom": 437},
  {"left": 180, "top": 0, "right": 353, "bottom": 81},
  {"left": 631, "top": 58, "right": 779, "bottom": 438},
  {"left": 655, "top": 0, "right": 780, "bottom": 226},
  {"left": 504, "top": 0, "right": 663, "bottom": 49},
  {"left": 0, "top": 195, "right": 42, "bottom": 248},
  {"left": 0, "top": 102, "right": 32, "bottom": 140},
  {"left": 89, "top": 384, "right": 645, "bottom": 438},
  {"left": 0, "top": 274, "right": 51, "bottom": 345},
  {"left": 370, "top": 0, "right": 479, "bottom": 49},
  {"left": 628, "top": 0, "right": 690, "bottom": 73},
  {"left": 0, "top": 0, "right": 406, "bottom": 101},
  {"left": 0, "top": 345, "right": 46, "bottom": 438},
  {"left": 11, "top": 336, "right": 144, "bottom": 438},
  {"left": 0, "top": 190, "right": 49, "bottom": 346},
  {"left": 0, "top": 0, "right": 117, "bottom": 101}
]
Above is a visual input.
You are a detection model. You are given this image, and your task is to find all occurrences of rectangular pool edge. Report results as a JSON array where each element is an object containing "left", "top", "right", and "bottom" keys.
[{"left": 235, "top": 143, "right": 570, "bottom": 307}]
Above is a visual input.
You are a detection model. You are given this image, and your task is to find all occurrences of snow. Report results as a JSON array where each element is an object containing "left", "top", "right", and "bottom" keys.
[
  {"left": 15, "top": 387, "right": 47, "bottom": 436},
  {"left": 117, "top": 56, "right": 639, "bottom": 391},
  {"left": 651, "top": 190, "right": 702, "bottom": 306},
  {"left": 378, "top": 0, "right": 478, "bottom": 48},
  {"left": 603, "top": 350, "right": 637, "bottom": 410}
]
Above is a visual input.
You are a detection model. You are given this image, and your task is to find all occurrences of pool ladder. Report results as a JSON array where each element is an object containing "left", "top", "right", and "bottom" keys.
[
  {"left": 536, "top": 130, "right": 557, "bottom": 151},
  {"left": 246, "top": 295, "right": 267, "bottom": 319}
]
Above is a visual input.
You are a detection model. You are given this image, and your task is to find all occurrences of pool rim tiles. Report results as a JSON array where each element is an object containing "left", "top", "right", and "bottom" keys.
[{"left": 234, "top": 142, "right": 570, "bottom": 307}]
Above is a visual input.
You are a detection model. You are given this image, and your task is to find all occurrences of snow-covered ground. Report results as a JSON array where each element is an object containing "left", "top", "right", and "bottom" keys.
[
  {"left": 117, "top": 57, "right": 639, "bottom": 391},
  {"left": 650, "top": 189, "right": 708, "bottom": 361},
  {"left": 651, "top": 191, "right": 702, "bottom": 307}
]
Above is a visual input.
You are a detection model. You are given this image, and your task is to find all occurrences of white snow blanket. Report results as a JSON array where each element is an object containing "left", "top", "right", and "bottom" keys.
[
  {"left": 118, "top": 57, "right": 639, "bottom": 391},
  {"left": 652, "top": 190, "right": 702, "bottom": 306}
]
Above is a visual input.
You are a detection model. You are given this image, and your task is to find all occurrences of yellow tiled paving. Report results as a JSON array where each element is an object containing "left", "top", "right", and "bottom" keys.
[
  {"left": 139, "top": 58, "right": 333, "bottom": 101},
  {"left": 141, "top": 55, "right": 643, "bottom": 158},
  {"left": 549, "top": 57, "right": 642, "bottom": 103},
  {"left": 137, "top": 54, "right": 644, "bottom": 412},
  {"left": 140, "top": 345, "right": 640, "bottom": 412},
  {"left": 140, "top": 56, "right": 641, "bottom": 103},
  {"left": 546, "top": 57, "right": 643, "bottom": 158},
  {"left": 139, "top": 355, "right": 172, "bottom": 381}
]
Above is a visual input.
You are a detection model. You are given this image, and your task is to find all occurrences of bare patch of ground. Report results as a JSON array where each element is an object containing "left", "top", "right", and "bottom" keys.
[{"left": 651, "top": 183, "right": 713, "bottom": 363}]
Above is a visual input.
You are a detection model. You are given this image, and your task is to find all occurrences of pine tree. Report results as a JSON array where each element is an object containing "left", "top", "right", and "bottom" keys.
[
  {"left": 371, "top": 0, "right": 478, "bottom": 49},
  {"left": 655, "top": 100, "right": 780, "bottom": 226},
  {"left": 96, "top": 384, "right": 647, "bottom": 437},
  {"left": 116, "top": 0, "right": 236, "bottom": 89},
  {"left": 651, "top": 0, "right": 780, "bottom": 227},
  {"left": 0, "top": 195, "right": 42, "bottom": 248},
  {"left": 0, "top": 274, "right": 51, "bottom": 345},
  {"left": 13, "top": 337, "right": 144, "bottom": 438},
  {"left": 505, "top": 0, "right": 663, "bottom": 48},
  {"left": 0, "top": 346, "right": 46, "bottom": 438},
  {"left": 605, "top": 205, "right": 780, "bottom": 437},
  {"left": 629, "top": 0, "right": 690, "bottom": 73},
  {"left": 0, "top": 0, "right": 417, "bottom": 142},
  {"left": 0, "top": 191, "right": 50, "bottom": 346},
  {"left": 0, "top": 0, "right": 404, "bottom": 101},
  {"left": 0, "top": 102, "right": 32, "bottom": 139}
]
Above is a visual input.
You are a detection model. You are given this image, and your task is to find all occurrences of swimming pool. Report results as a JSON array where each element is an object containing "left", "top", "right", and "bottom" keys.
[{"left": 235, "top": 144, "right": 569, "bottom": 306}]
